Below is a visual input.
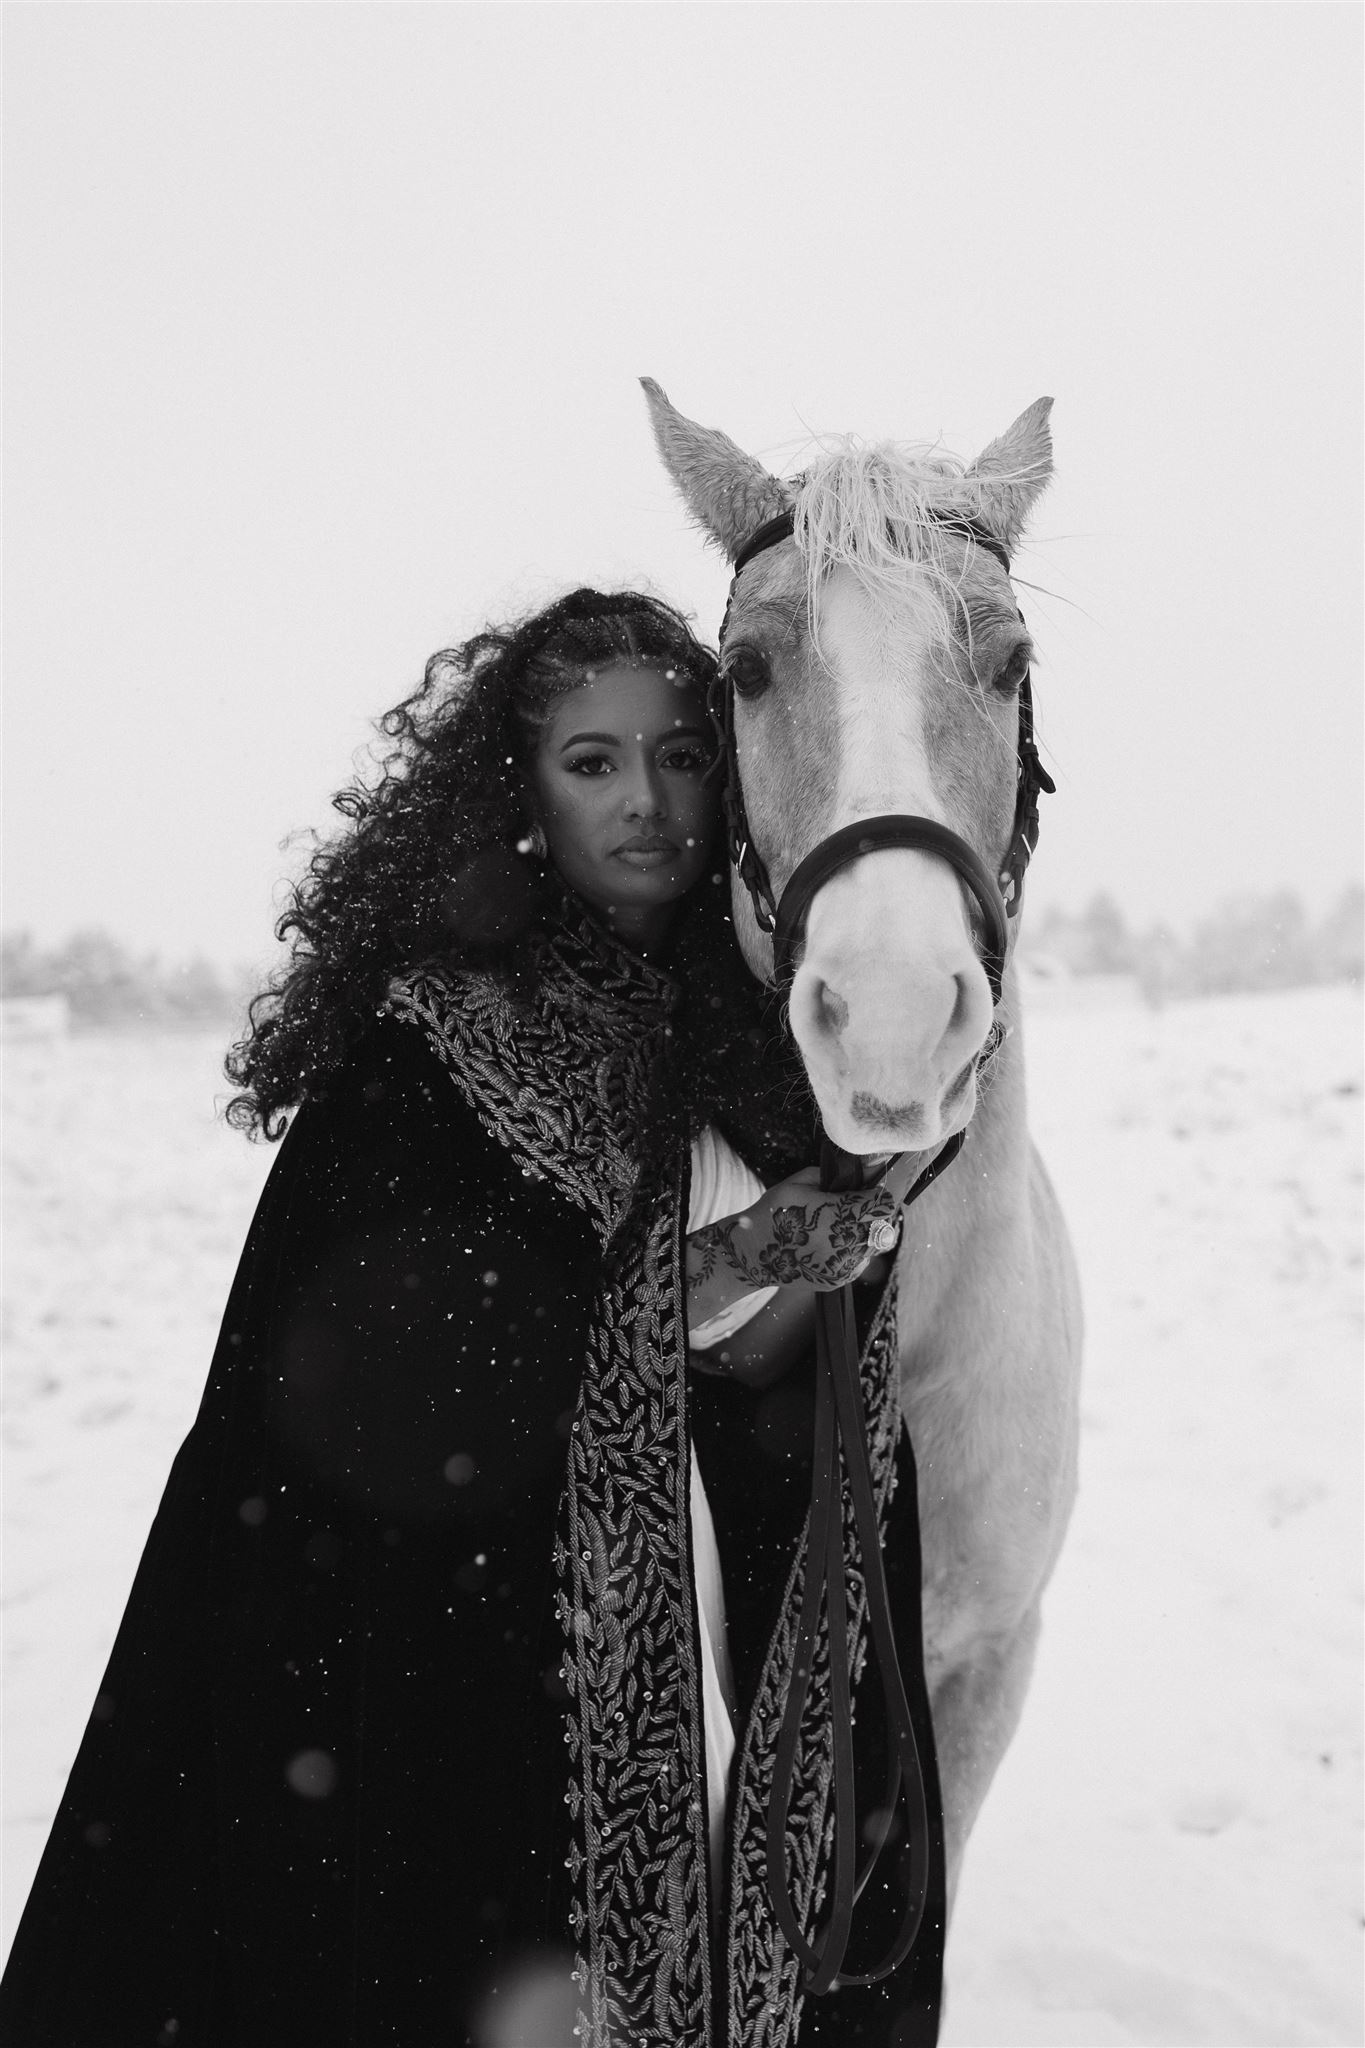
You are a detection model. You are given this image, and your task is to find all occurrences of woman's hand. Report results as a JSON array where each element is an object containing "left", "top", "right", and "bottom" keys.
[
  {"left": 687, "top": 1166, "right": 903, "bottom": 1301},
  {"left": 686, "top": 1156, "right": 919, "bottom": 1389}
]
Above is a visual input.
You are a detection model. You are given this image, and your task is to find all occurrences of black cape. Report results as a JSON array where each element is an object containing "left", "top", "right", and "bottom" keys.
[{"left": 2, "top": 911, "right": 943, "bottom": 2047}]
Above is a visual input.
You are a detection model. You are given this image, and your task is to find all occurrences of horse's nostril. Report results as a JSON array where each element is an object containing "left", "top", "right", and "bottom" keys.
[
  {"left": 947, "top": 960, "right": 994, "bottom": 1051},
  {"left": 817, "top": 982, "right": 850, "bottom": 1036}
]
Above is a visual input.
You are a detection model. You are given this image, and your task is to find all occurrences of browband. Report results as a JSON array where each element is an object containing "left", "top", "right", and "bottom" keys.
[{"left": 731, "top": 505, "right": 1014, "bottom": 580}]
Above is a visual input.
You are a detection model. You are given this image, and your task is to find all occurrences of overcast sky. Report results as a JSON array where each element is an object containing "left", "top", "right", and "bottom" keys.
[{"left": 5, "top": 2, "right": 1361, "bottom": 972}]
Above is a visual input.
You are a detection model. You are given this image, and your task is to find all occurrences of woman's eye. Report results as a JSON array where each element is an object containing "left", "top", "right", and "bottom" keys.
[
  {"left": 660, "top": 746, "right": 711, "bottom": 773},
  {"left": 566, "top": 753, "right": 612, "bottom": 776},
  {"left": 724, "top": 647, "right": 772, "bottom": 700}
]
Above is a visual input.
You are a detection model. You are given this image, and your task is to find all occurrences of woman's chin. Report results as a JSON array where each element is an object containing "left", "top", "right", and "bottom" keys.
[{"left": 591, "top": 862, "right": 708, "bottom": 914}]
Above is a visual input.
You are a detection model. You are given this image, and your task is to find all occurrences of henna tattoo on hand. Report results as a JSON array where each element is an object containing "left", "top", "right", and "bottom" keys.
[
  {"left": 687, "top": 1194, "right": 898, "bottom": 1294},
  {"left": 686, "top": 1213, "right": 764, "bottom": 1295}
]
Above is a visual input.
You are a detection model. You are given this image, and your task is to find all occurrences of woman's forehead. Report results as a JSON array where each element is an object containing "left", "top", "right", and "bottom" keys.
[{"left": 543, "top": 661, "right": 708, "bottom": 737}]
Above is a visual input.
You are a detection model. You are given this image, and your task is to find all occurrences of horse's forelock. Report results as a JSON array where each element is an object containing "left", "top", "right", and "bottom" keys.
[{"left": 792, "top": 440, "right": 995, "bottom": 655}]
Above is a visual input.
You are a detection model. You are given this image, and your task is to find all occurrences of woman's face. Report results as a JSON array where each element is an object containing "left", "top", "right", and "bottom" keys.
[{"left": 527, "top": 660, "right": 719, "bottom": 948}]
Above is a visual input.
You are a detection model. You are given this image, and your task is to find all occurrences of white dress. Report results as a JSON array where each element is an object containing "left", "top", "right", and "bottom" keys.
[{"left": 685, "top": 1125, "right": 779, "bottom": 1890}]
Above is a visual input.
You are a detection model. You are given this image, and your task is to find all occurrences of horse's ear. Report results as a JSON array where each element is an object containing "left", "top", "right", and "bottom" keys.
[
  {"left": 640, "top": 378, "right": 791, "bottom": 562},
  {"left": 965, "top": 397, "right": 1054, "bottom": 549}
]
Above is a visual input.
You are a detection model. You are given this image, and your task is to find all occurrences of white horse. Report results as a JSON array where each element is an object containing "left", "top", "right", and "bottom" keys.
[{"left": 643, "top": 380, "right": 1083, "bottom": 1918}]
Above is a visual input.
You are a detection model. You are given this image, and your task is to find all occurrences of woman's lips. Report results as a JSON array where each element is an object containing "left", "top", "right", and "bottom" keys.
[{"left": 613, "top": 839, "right": 678, "bottom": 868}]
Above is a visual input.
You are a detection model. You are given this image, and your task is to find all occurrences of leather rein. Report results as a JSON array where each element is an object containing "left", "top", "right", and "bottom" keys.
[{"left": 713, "top": 505, "right": 1053, "bottom": 1997}]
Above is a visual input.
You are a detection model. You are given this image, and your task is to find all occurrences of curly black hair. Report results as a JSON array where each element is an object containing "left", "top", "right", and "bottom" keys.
[{"left": 225, "top": 587, "right": 812, "bottom": 1175}]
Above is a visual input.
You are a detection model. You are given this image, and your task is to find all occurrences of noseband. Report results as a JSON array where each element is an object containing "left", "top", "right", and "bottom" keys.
[
  {"left": 712, "top": 505, "right": 1054, "bottom": 997},
  {"left": 719, "top": 505, "right": 1055, "bottom": 2003}
]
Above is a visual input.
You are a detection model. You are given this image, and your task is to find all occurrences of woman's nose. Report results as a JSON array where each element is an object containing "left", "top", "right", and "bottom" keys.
[{"left": 622, "top": 769, "right": 666, "bottom": 820}]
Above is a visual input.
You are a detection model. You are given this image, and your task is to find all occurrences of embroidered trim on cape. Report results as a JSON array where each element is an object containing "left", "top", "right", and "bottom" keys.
[{"left": 386, "top": 947, "right": 712, "bottom": 2044}]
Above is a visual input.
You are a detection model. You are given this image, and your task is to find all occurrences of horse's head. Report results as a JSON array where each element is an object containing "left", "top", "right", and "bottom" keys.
[{"left": 643, "top": 379, "right": 1054, "bottom": 1156}]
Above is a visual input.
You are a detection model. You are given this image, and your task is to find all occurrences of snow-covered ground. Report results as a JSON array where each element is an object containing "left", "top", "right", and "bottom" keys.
[{"left": 3, "top": 990, "right": 1362, "bottom": 2044}]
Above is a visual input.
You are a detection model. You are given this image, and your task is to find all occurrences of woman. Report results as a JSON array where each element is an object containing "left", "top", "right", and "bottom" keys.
[{"left": 1, "top": 589, "right": 920, "bottom": 2048}]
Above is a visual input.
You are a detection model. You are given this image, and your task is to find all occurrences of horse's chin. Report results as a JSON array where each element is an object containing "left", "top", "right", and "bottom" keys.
[{"left": 810, "top": 1058, "right": 979, "bottom": 1159}]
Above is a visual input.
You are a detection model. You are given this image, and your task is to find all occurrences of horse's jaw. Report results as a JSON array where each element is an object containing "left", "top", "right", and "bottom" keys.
[{"left": 783, "top": 851, "right": 998, "bottom": 1156}]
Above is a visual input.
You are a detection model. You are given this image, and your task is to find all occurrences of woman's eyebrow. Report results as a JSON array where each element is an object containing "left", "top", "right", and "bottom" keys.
[{"left": 559, "top": 723, "right": 712, "bottom": 751}]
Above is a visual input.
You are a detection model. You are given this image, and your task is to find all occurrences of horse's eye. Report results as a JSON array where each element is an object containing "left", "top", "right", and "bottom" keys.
[
  {"left": 993, "top": 644, "right": 1031, "bottom": 696},
  {"left": 724, "top": 646, "right": 772, "bottom": 700}
]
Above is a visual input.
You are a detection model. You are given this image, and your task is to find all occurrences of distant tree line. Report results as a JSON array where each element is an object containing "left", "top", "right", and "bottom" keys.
[
  {"left": 1021, "top": 885, "right": 1363, "bottom": 1000},
  {"left": 2, "top": 888, "right": 1361, "bottom": 1029},
  {"left": 1, "top": 929, "right": 258, "bottom": 1030}
]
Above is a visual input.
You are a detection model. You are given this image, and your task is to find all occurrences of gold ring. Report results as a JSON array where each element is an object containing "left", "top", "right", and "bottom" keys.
[{"left": 867, "top": 1219, "right": 899, "bottom": 1255}]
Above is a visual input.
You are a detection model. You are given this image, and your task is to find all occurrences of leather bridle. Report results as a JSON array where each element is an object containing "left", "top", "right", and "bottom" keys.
[
  {"left": 711, "top": 504, "right": 1054, "bottom": 994},
  {"left": 716, "top": 504, "right": 1054, "bottom": 2002}
]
